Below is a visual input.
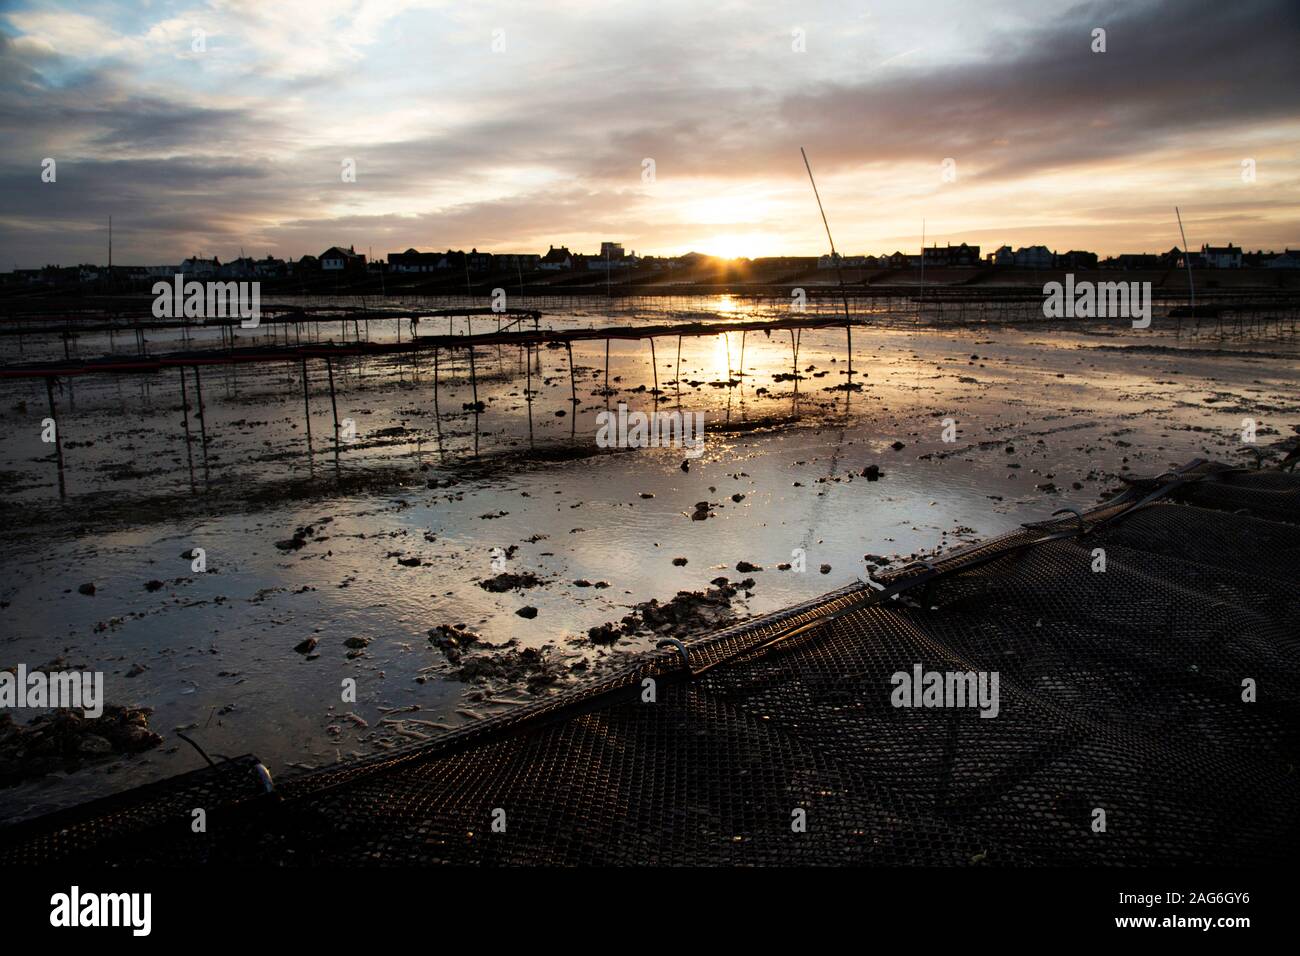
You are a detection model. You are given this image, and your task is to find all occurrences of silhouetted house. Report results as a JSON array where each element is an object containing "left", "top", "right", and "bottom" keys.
[
  {"left": 987, "top": 245, "right": 1014, "bottom": 266},
  {"left": 588, "top": 242, "right": 639, "bottom": 269},
  {"left": 1056, "top": 250, "right": 1098, "bottom": 270},
  {"left": 1104, "top": 253, "right": 1160, "bottom": 270},
  {"left": 922, "top": 243, "right": 981, "bottom": 267},
  {"left": 320, "top": 246, "right": 366, "bottom": 272},
  {"left": 464, "top": 248, "right": 493, "bottom": 272},
  {"left": 219, "top": 257, "right": 257, "bottom": 278},
  {"left": 290, "top": 255, "right": 319, "bottom": 274},
  {"left": 1201, "top": 243, "right": 1242, "bottom": 268},
  {"left": 492, "top": 253, "right": 541, "bottom": 272},
  {"left": 388, "top": 248, "right": 443, "bottom": 273},
  {"left": 539, "top": 245, "right": 573, "bottom": 270},
  {"left": 254, "top": 256, "right": 287, "bottom": 278},
  {"left": 1266, "top": 249, "right": 1300, "bottom": 269},
  {"left": 180, "top": 256, "right": 220, "bottom": 277},
  {"left": 887, "top": 251, "right": 911, "bottom": 268},
  {"left": 1012, "top": 245, "right": 1053, "bottom": 269},
  {"left": 818, "top": 253, "right": 870, "bottom": 268},
  {"left": 749, "top": 256, "right": 818, "bottom": 270}
]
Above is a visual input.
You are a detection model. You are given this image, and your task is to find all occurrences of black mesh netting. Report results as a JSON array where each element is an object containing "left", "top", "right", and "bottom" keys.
[{"left": 2, "top": 460, "right": 1297, "bottom": 865}]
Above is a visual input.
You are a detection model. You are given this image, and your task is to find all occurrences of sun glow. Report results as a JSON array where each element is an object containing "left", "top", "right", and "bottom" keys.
[{"left": 699, "top": 233, "right": 767, "bottom": 259}]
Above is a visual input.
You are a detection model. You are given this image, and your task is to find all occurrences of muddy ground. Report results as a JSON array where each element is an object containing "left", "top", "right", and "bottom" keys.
[{"left": 1, "top": 295, "right": 1296, "bottom": 820}]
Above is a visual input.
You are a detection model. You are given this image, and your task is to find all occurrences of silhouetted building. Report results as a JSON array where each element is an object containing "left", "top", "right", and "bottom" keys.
[{"left": 320, "top": 246, "right": 366, "bottom": 272}]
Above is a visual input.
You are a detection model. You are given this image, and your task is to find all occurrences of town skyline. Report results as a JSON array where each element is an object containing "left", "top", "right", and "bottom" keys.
[
  {"left": 2, "top": 0, "right": 1298, "bottom": 269},
  {"left": 9, "top": 237, "right": 1298, "bottom": 278}
]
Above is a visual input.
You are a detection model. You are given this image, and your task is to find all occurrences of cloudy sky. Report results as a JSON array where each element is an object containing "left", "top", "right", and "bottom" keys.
[{"left": 1, "top": 0, "right": 1297, "bottom": 268}]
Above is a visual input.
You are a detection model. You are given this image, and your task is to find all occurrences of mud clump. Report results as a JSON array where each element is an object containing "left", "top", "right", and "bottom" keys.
[
  {"left": 452, "top": 646, "right": 560, "bottom": 687},
  {"left": 0, "top": 705, "right": 163, "bottom": 787},
  {"left": 478, "top": 571, "right": 543, "bottom": 593},
  {"left": 275, "top": 521, "right": 328, "bottom": 552},
  {"left": 428, "top": 624, "right": 481, "bottom": 662},
  {"left": 587, "top": 578, "right": 754, "bottom": 645}
]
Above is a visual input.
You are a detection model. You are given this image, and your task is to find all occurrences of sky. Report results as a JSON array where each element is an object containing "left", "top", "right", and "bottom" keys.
[{"left": 0, "top": 0, "right": 1297, "bottom": 268}]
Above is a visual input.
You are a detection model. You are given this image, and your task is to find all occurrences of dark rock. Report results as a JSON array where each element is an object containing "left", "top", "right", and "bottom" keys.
[{"left": 479, "top": 571, "right": 543, "bottom": 593}]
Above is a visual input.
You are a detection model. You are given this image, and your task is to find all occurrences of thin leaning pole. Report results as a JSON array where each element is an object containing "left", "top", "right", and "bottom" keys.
[
  {"left": 801, "top": 147, "right": 853, "bottom": 389},
  {"left": 1175, "top": 206, "right": 1196, "bottom": 337}
]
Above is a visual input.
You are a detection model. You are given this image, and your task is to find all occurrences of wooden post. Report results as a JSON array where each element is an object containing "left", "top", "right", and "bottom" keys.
[
  {"left": 566, "top": 340, "right": 577, "bottom": 407},
  {"left": 326, "top": 355, "right": 340, "bottom": 441},
  {"left": 676, "top": 334, "right": 682, "bottom": 394},
  {"left": 846, "top": 323, "right": 853, "bottom": 385},
  {"left": 649, "top": 337, "right": 658, "bottom": 394},
  {"left": 193, "top": 364, "right": 209, "bottom": 463}
]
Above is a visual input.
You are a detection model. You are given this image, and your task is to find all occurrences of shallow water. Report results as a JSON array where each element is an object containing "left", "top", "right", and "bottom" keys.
[{"left": 2, "top": 295, "right": 1297, "bottom": 820}]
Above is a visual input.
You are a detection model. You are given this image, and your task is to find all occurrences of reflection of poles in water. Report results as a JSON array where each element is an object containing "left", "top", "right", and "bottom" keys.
[
  {"left": 603, "top": 338, "right": 610, "bottom": 404},
  {"left": 790, "top": 328, "right": 801, "bottom": 415},
  {"left": 193, "top": 364, "right": 210, "bottom": 481},
  {"left": 648, "top": 337, "right": 659, "bottom": 410},
  {"left": 178, "top": 367, "right": 196, "bottom": 492},
  {"left": 432, "top": 346, "right": 444, "bottom": 457},
  {"left": 525, "top": 343, "right": 534, "bottom": 447},
  {"left": 300, "top": 356, "right": 313, "bottom": 459},
  {"left": 468, "top": 344, "right": 479, "bottom": 408},
  {"left": 44, "top": 376, "right": 67, "bottom": 499},
  {"left": 325, "top": 354, "right": 341, "bottom": 476},
  {"left": 738, "top": 330, "right": 746, "bottom": 379},
  {"left": 566, "top": 340, "right": 577, "bottom": 440},
  {"left": 722, "top": 332, "right": 731, "bottom": 381},
  {"left": 675, "top": 334, "right": 682, "bottom": 401}
]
